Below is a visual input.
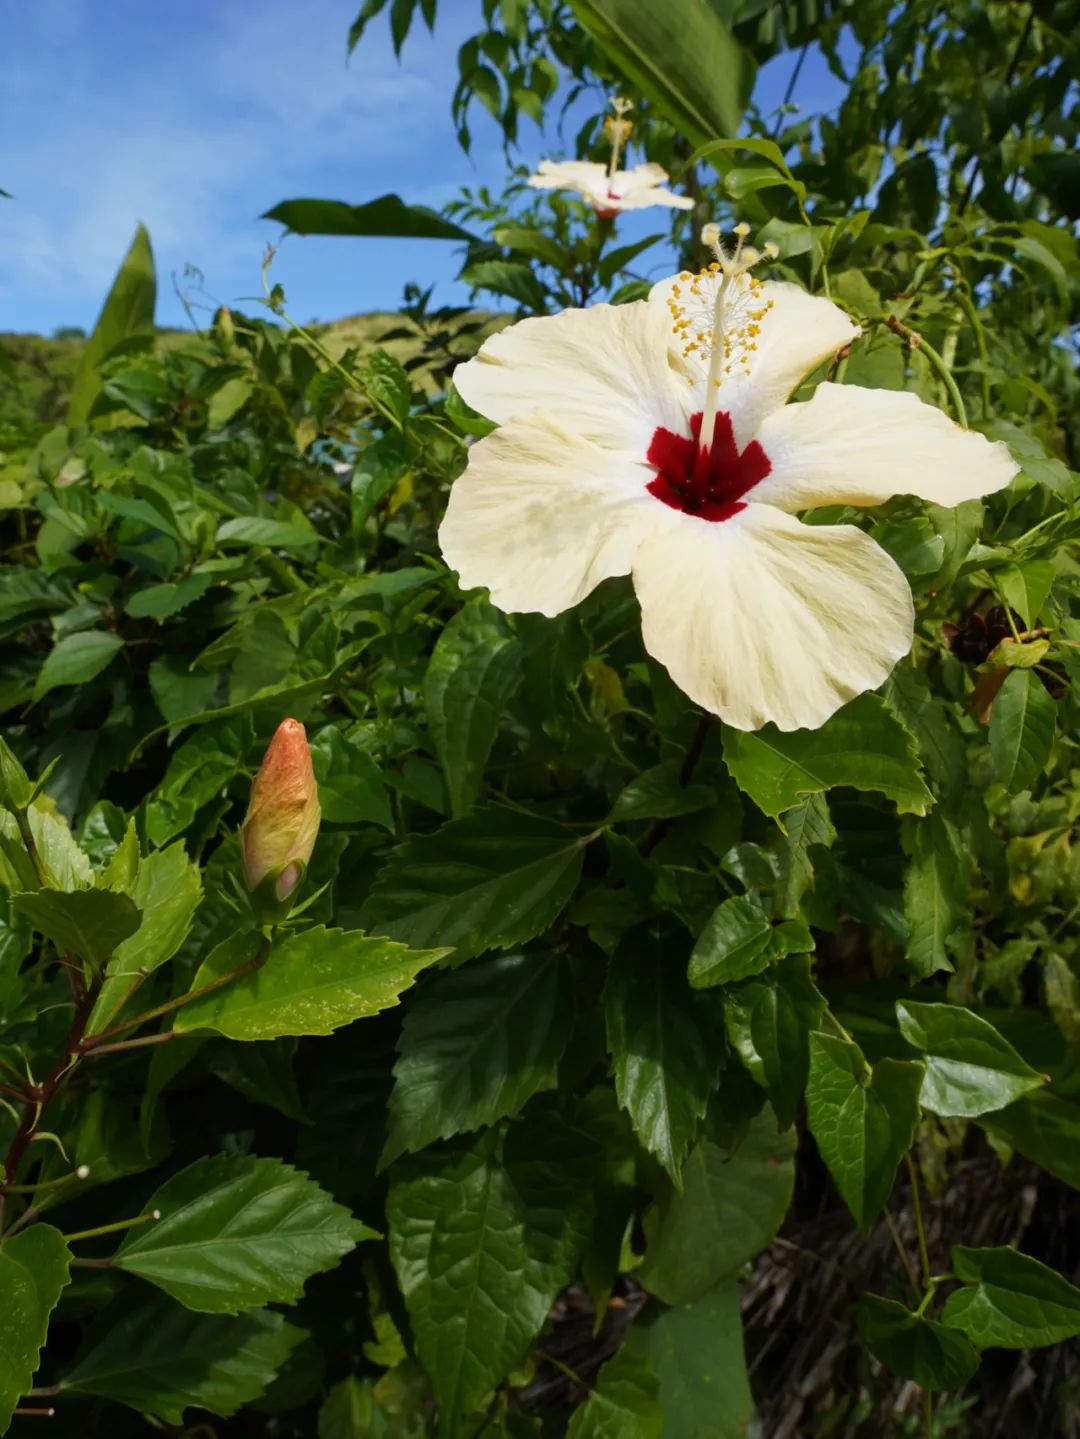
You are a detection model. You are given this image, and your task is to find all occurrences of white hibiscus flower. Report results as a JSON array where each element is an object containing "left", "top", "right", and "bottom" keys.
[
  {"left": 528, "top": 158, "right": 694, "bottom": 217},
  {"left": 439, "top": 228, "right": 1018, "bottom": 732},
  {"left": 527, "top": 97, "right": 693, "bottom": 217}
]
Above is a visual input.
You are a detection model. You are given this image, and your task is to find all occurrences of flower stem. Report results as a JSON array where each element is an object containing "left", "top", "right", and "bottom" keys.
[
  {"left": 905, "top": 1152, "right": 932, "bottom": 1288},
  {"left": 886, "top": 314, "right": 968, "bottom": 428}
]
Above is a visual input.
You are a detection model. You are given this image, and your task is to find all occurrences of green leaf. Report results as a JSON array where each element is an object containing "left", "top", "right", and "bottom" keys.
[
  {"left": 566, "top": 1345, "right": 662, "bottom": 1439},
  {"left": 605, "top": 926, "right": 718, "bottom": 1180},
  {"left": 609, "top": 762, "right": 715, "bottom": 823},
  {"left": 12, "top": 886, "right": 141, "bottom": 968},
  {"left": 32, "top": 631, "right": 124, "bottom": 702},
  {"left": 309, "top": 727, "right": 393, "bottom": 829},
  {"left": 360, "top": 806, "right": 586, "bottom": 965},
  {"left": 902, "top": 812, "right": 968, "bottom": 978},
  {"left": 639, "top": 1108, "right": 795, "bottom": 1306},
  {"left": 388, "top": 1126, "right": 590, "bottom": 1438},
  {"left": 262, "top": 195, "right": 477, "bottom": 242},
  {"left": 997, "top": 559, "right": 1056, "bottom": 627},
  {"left": 423, "top": 602, "right": 522, "bottom": 818},
  {"left": 858, "top": 1294, "right": 979, "bottom": 1389},
  {"left": 805, "top": 1033, "right": 923, "bottom": 1232},
  {"left": 646, "top": 1282, "right": 753, "bottom": 1438},
  {"left": 114, "top": 1154, "right": 374, "bottom": 1313},
  {"left": 62, "top": 1293, "right": 305, "bottom": 1424},
  {"left": 89, "top": 840, "right": 203, "bottom": 1034},
  {"left": 568, "top": 0, "right": 754, "bottom": 152},
  {"left": 382, "top": 950, "right": 573, "bottom": 1168},
  {"left": 989, "top": 669, "right": 1055, "bottom": 792},
  {"left": 0, "top": 1226, "right": 72, "bottom": 1432},
  {"left": 174, "top": 927, "right": 448, "bottom": 1041},
  {"left": 896, "top": 1001, "right": 1046, "bottom": 1118},
  {"left": 319, "top": 1375, "right": 374, "bottom": 1438},
  {"left": 689, "top": 896, "right": 811, "bottom": 989},
  {"left": 722, "top": 695, "right": 932, "bottom": 822},
  {"left": 363, "top": 349, "right": 412, "bottom": 428},
  {"left": 942, "top": 1246, "right": 1080, "bottom": 1349},
  {"left": 68, "top": 223, "right": 156, "bottom": 426},
  {"left": 724, "top": 955, "right": 825, "bottom": 1129}
]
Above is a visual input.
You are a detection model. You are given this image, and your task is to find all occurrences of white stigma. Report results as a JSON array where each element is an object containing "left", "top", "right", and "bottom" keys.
[{"left": 664, "top": 224, "right": 777, "bottom": 454}]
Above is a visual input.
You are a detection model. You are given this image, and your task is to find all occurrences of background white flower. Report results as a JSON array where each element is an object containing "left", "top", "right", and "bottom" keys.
[
  {"left": 527, "top": 158, "right": 694, "bottom": 216},
  {"left": 439, "top": 255, "right": 1018, "bottom": 732}
]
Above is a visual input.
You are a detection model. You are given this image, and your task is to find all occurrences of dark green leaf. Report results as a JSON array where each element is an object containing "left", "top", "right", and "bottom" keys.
[
  {"left": 12, "top": 886, "right": 141, "bottom": 968},
  {"left": 309, "top": 727, "right": 393, "bottom": 829},
  {"left": 262, "top": 195, "right": 477, "bottom": 242},
  {"left": 806, "top": 1033, "right": 923, "bottom": 1232},
  {"left": 646, "top": 1282, "right": 753, "bottom": 1438},
  {"left": 724, "top": 955, "right": 825, "bottom": 1129},
  {"left": 382, "top": 950, "right": 573, "bottom": 1167},
  {"left": 360, "top": 806, "right": 586, "bottom": 964},
  {"left": 774, "top": 793, "right": 836, "bottom": 919},
  {"left": 723, "top": 695, "right": 932, "bottom": 822},
  {"left": 639, "top": 1108, "right": 795, "bottom": 1306},
  {"left": 0, "top": 1226, "right": 71, "bottom": 1432},
  {"left": 566, "top": 1345, "right": 661, "bottom": 1439},
  {"left": 69, "top": 223, "right": 156, "bottom": 426},
  {"left": 568, "top": 0, "right": 754, "bottom": 151},
  {"left": 606, "top": 926, "right": 718, "bottom": 1180},
  {"left": 423, "top": 602, "right": 522, "bottom": 818},
  {"left": 609, "top": 762, "right": 715, "bottom": 823},
  {"left": 989, "top": 669, "right": 1055, "bottom": 792},
  {"left": 62, "top": 1293, "right": 305, "bottom": 1424},
  {"left": 858, "top": 1294, "right": 979, "bottom": 1389},
  {"left": 689, "top": 896, "right": 811, "bottom": 989},
  {"left": 32, "top": 631, "right": 124, "bottom": 702},
  {"left": 902, "top": 812, "right": 968, "bottom": 978},
  {"left": 114, "top": 1154, "right": 374, "bottom": 1313}
]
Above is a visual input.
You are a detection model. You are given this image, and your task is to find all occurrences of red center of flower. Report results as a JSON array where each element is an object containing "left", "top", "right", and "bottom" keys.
[{"left": 646, "top": 411, "right": 770, "bottom": 522}]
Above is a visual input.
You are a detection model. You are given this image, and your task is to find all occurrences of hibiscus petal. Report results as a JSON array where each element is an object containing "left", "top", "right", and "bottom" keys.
[
  {"left": 751, "top": 382, "right": 1019, "bottom": 511},
  {"left": 439, "top": 412, "right": 669, "bottom": 617},
  {"left": 648, "top": 276, "right": 859, "bottom": 449},
  {"left": 632, "top": 504, "right": 914, "bottom": 731},
  {"left": 453, "top": 301, "right": 689, "bottom": 451},
  {"left": 527, "top": 160, "right": 608, "bottom": 197}
]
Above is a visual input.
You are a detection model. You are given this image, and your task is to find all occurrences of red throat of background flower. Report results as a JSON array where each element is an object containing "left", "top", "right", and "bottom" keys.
[{"left": 645, "top": 410, "right": 772, "bottom": 522}]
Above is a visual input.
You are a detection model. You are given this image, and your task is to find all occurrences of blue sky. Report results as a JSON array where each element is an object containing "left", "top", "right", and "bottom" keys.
[{"left": 0, "top": 0, "right": 848, "bottom": 335}]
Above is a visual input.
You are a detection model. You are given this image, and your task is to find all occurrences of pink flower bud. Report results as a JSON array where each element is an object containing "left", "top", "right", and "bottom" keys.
[{"left": 241, "top": 719, "right": 321, "bottom": 918}]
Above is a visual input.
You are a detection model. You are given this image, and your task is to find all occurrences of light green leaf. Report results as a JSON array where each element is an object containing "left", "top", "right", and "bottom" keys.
[
  {"left": 639, "top": 1108, "right": 795, "bottom": 1306},
  {"left": 566, "top": 1345, "right": 662, "bottom": 1439},
  {"left": 88, "top": 841, "right": 203, "bottom": 1034},
  {"left": 896, "top": 1001, "right": 1046, "bottom": 1118},
  {"left": 689, "top": 896, "right": 811, "bottom": 989},
  {"left": 722, "top": 695, "right": 932, "bottom": 822},
  {"left": 942, "top": 1246, "right": 1080, "bottom": 1349},
  {"left": 32, "top": 631, "right": 124, "bottom": 702},
  {"left": 318, "top": 1375, "right": 374, "bottom": 1439},
  {"left": 997, "top": 558, "right": 1056, "bottom": 626},
  {"left": 388, "top": 1125, "right": 590, "bottom": 1438},
  {"left": 62, "top": 1293, "right": 305, "bottom": 1424},
  {"left": 989, "top": 669, "right": 1055, "bottom": 792},
  {"left": 423, "top": 602, "right": 521, "bottom": 818},
  {"left": 12, "top": 886, "right": 141, "bottom": 968},
  {"left": 606, "top": 927, "right": 718, "bottom": 1180},
  {"left": 68, "top": 223, "right": 156, "bottom": 426},
  {"left": 360, "top": 806, "right": 586, "bottom": 965},
  {"left": 174, "top": 927, "right": 447, "bottom": 1041},
  {"left": 114, "top": 1154, "right": 374, "bottom": 1313},
  {"left": 0, "top": 1226, "right": 72, "bottom": 1433},
  {"left": 383, "top": 950, "right": 573, "bottom": 1168},
  {"left": 806, "top": 1033, "right": 923, "bottom": 1232},
  {"left": 858, "top": 1294, "right": 979, "bottom": 1389},
  {"left": 568, "top": 0, "right": 754, "bottom": 153},
  {"left": 646, "top": 1282, "right": 753, "bottom": 1438}
]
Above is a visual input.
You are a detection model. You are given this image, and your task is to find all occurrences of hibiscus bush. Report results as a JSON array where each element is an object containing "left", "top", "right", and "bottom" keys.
[{"left": 1, "top": 0, "right": 1079, "bottom": 1435}]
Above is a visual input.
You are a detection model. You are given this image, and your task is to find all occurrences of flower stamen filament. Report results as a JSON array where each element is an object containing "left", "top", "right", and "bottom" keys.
[{"left": 604, "top": 96, "right": 634, "bottom": 182}]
